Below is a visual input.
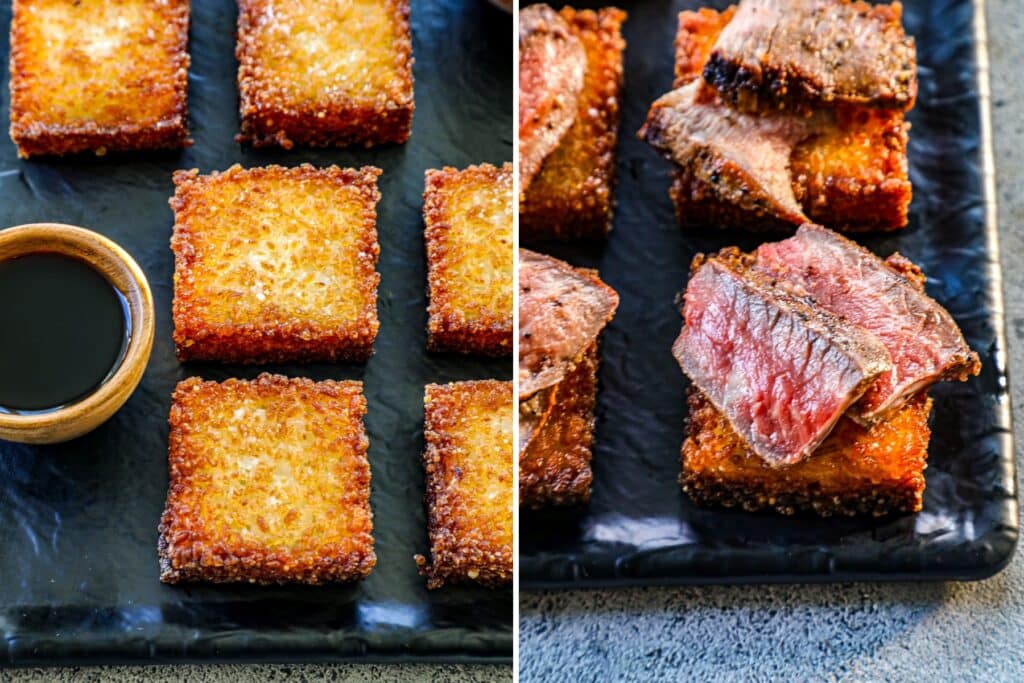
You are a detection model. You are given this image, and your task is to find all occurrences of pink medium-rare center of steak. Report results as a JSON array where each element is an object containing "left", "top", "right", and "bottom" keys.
[
  {"left": 674, "top": 256, "right": 892, "bottom": 466},
  {"left": 518, "top": 249, "right": 619, "bottom": 399},
  {"left": 754, "top": 224, "right": 981, "bottom": 423}
]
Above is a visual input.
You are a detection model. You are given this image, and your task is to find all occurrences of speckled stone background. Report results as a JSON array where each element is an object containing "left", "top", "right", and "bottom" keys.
[{"left": 519, "top": 1, "right": 1024, "bottom": 681}]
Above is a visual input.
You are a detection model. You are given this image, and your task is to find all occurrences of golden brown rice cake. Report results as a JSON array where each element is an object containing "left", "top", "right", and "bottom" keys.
[
  {"left": 415, "top": 381, "right": 513, "bottom": 588},
  {"left": 682, "top": 389, "right": 931, "bottom": 517},
  {"left": 519, "top": 343, "right": 598, "bottom": 508},
  {"left": 236, "top": 0, "right": 414, "bottom": 149},
  {"left": 158, "top": 374, "right": 376, "bottom": 584},
  {"left": 424, "top": 163, "right": 514, "bottom": 356},
  {"left": 8, "top": 0, "right": 191, "bottom": 158},
  {"left": 170, "top": 164, "right": 381, "bottom": 363}
]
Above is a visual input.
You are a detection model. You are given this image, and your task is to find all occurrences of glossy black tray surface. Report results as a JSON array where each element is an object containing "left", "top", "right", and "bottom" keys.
[
  {"left": 0, "top": 0, "right": 512, "bottom": 665},
  {"left": 520, "top": 0, "right": 1017, "bottom": 589}
]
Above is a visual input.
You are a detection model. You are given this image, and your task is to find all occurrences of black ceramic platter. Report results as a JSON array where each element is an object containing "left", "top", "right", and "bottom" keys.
[
  {"left": 519, "top": 0, "right": 1017, "bottom": 589},
  {"left": 0, "top": 0, "right": 512, "bottom": 666}
]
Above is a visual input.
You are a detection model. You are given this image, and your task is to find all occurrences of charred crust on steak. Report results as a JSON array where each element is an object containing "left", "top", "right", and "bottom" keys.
[{"left": 703, "top": 0, "right": 918, "bottom": 113}]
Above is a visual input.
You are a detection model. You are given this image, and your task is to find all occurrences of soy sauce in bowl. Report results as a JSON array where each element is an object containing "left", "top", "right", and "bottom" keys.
[{"left": 0, "top": 252, "right": 130, "bottom": 414}]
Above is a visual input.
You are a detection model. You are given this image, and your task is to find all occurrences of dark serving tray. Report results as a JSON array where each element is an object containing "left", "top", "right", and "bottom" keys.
[
  {"left": 0, "top": 0, "right": 512, "bottom": 666},
  {"left": 520, "top": 0, "right": 1018, "bottom": 589}
]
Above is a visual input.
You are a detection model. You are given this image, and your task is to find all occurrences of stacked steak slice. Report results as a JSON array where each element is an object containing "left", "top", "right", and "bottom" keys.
[
  {"left": 704, "top": 0, "right": 917, "bottom": 112},
  {"left": 518, "top": 4, "right": 586, "bottom": 194},
  {"left": 518, "top": 249, "right": 618, "bottom": 399},
  {"left": 641, "top": 82, "right": 827, "bottom": 226},
  {"left": 675, "top": 225, "right": 980, "bottom": 516},
  {"left": 675, "top": 250, "right": 891, "bottom": 467},
  {"left": 755, "top": 224, "right": 981, "bottom": 423},
  {"left": 518, "top": 249, "right": 619, "bottom": 508},
  {"left": 518, "top": 4, "right": 628, "bottom": 240},
  {"left": 640, "top": 0, "right": 915, "bottom": 232}
]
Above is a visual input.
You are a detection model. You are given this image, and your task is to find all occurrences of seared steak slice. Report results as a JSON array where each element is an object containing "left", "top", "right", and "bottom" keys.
[
  {"left": 704, "top": 0, "right": 917, "bottom": 112},
  {"left": 640, "top": 81, "right": 830, "bottom": 226},
  {"left": 754, "top": 224, "right": 981, "bottom": 422},
  {"left": 518, "top": 249, "right": 619, "bottom": 399},
  {"left": 665, "top": 5, "right": 913, "bottom": 233},
  {"left": 674, "top": 253, "right": 891, "bottom": 466},
  {"left": 519, "top": 4, "right": 587, "bottom": 193}
]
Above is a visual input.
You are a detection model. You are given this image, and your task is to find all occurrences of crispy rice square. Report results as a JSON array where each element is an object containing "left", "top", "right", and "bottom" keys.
[
  {"left": 235, "top": 0, "right": 414, "bottom": 149},
  {"left": 170, "top": 164, "right": 381, "bottom": 363},
  {"left": 158, "top": 374, "right": 376, "bottom": 585},
  {"left": 8, "top": 0, "right": 191, "bottom": 158},
  {"left": 423, "top": 163, "right": 514, "bottom": 356},
  {"left": 519, "top": 342, "right": 598, "bottom": 508},
  {"left": 520, "top": 6, "right": 627, "bottom": 241},
  {"left": 416, "top": 381, "right": 513, "bottom": 588},
  {"left": 682, "top": 389, "right": 931, "bottom": 517}
]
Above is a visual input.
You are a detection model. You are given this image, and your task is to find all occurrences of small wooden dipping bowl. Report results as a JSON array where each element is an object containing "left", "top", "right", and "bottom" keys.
[{"left": 0, "top": 223, "right": 155, "bottom": 444}]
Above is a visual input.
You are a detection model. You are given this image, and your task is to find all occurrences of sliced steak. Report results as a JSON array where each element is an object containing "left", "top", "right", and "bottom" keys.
[
  {"left": 704, "top": 0, "right": 917, "bottom": 112},
  {"left": 674, "top": 252, "right": 892, "bottom": 466},
  {"left": 754, "top": 224, "right": 981, "bottom": 423},
  {"left": 519, "top": 4, "right": 586, "bottom": 193},
  {"left": 519, "top": 249, "right": 618, "bottom": 399},
  {"left": 640, "top": 81, "right": 830, "bottom": 226}
]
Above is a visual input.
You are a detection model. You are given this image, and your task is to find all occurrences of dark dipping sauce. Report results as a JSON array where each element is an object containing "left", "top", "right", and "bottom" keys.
[{"left": 0, "top": 252, "right": 130, "bottom": 413}]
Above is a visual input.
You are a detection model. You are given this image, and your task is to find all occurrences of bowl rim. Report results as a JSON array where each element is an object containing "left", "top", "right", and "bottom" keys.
[
  {"left": 484, "top": 0, "right": 512, "bottom": 13},
  {"left": 0, "top": 223, "right": 155, "bottom": 435}
]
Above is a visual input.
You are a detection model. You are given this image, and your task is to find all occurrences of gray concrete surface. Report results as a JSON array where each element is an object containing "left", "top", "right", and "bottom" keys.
[{"left": 519, "top": 1, "right": 1024, "bottom": 681}]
